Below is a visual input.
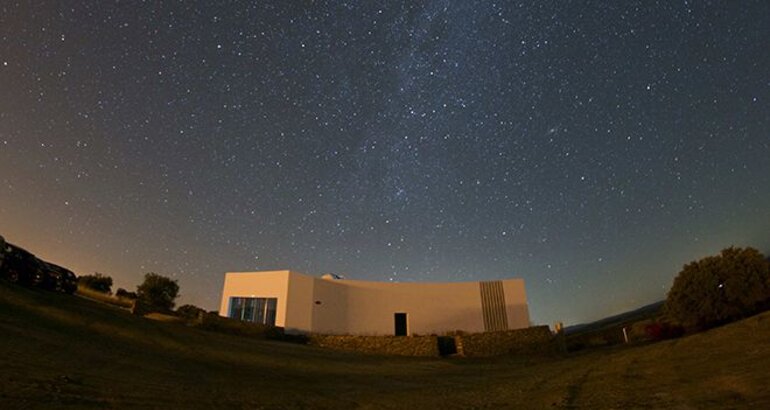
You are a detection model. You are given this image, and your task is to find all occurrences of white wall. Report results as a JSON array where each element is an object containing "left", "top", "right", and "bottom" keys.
[
  {"left": 311, "top": 278, "right": 529, "bottom": 335},
  {"left": 502, "top": 279, "right": 530, "bottom": 329},
  {"left": 311, "top": 278, "right": 349, "bottom": 334},
  {"left": 326, "top": 280, "right": 486, "bottom": 335},
  {"left": 284, "top": 271, "right": 314, "bottom": 334}
]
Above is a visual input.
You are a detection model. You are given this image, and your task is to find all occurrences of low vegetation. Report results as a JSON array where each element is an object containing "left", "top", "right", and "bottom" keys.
[
  {"left": 4, "top": 243, "right": 770, "bottom": 407},
  {"left": 75, "top": 284, "right": 134, "bottom": 309},
  {"left": 115, "top": 288, "right": 137, "bottom": 299},
  {"left": 77, "top": 273, "right": 113, "bottom": 294},
  {"left": 175, "top": 304, "right": 206, "bottom": 320},
  {"left": 192, "top": 311, "right": 288, "bottom": 340},
  {"left": 3, "top": 280, "right": 770, "bottom": 408}
]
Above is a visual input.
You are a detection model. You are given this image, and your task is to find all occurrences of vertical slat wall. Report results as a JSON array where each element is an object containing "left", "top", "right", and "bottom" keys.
[{"left": 480, "top": 281, "right": 509, "bottom": 331}]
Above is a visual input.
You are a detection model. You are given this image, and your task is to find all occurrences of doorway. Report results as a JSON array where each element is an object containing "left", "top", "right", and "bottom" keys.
[{"left": 394, "top": 312, "right": 408, "bottom": 336}]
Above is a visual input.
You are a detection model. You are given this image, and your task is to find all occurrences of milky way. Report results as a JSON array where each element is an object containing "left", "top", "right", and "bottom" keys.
[{"left": 1, "top": 1, "right": 769, "bottom": 324}]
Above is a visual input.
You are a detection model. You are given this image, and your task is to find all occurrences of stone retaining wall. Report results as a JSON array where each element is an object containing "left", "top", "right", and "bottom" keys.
[
  {"left": 456, "top": 325, "right": 558, "bottom": 357},
  {"left": 308, "top": 334, "right": 440, "bottom": 357}
]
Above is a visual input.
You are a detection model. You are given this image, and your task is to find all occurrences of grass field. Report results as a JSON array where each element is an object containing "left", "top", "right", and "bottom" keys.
[{"left": 2, "top": 281, "right": 770, "bottom": 409}]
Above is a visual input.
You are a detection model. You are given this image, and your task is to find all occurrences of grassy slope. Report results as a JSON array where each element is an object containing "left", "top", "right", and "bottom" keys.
[{"left": 1, "top": 282, "right": 770, "bottom": 409}]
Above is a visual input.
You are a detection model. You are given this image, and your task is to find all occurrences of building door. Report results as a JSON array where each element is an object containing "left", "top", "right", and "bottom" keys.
[{"left": 394, "top": 312, "right": 408, "bottom": 336}]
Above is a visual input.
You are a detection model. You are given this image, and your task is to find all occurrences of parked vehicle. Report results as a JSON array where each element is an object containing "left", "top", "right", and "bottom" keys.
[
  {"left": 38, "top": 261, "right": 78, "bottom": 294},
  {"left": 0, "top": 237, "right": 78, "bottom": 294},
  {"left": 1, "top": 243, "right": 42, "bottom": 285},
  {"left": 0, "top": 235, "right": 5, "bottom": 273}
]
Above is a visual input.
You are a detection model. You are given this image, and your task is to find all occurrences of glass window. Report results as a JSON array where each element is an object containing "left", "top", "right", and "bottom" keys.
[
  {"left": 265, "top": 298, "right": 277, "bottom": 326},
  {"left": 228, "top": 297, "right": 277, "bottom": 326},
  {"left": 254, "top": 298, "right": 266, "bottom": 323},
  {"left": 229, "top": 297, "right": 244, "bottom": 320},
  {"left": 243, "top": 298, "right": 256, "bottom": 322}
]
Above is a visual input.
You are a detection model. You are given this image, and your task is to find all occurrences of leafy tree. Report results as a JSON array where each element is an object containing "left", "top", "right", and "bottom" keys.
[
  {"left": 136, "top": 273, "right": 179, "bottom": 313},
  {"left": 665, "top": 247, "right": 770, "bottom": 329},
  {"left": 78, "top": 273, "right": 113, "bottom": 294}
]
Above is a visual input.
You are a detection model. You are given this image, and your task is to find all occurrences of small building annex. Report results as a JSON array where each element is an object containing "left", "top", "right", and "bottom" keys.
[{"left": 219, "top": 270, "right": 530, "bottom": 336}]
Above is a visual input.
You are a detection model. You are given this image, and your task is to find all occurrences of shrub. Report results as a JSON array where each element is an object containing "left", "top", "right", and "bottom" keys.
[
  {"left": 664, "top": 247, "right": 770, "bottom": 330},
  {"left": 136, "top": 273, "right": 179, "bottom": 313},
  {"left": 195, "top": 314, "right": 285, "bottom": 339},
  {"left": 644, "top": 322, "right": 684, "bottom": 341},
  {"left": 176, "top": 304, "right": 206, "bottom": 320},
  {"left": 115, "top": 288, "right": 137, "bottom": 299},
  {"left": 78, "top": 273, "right": 113, "bottom": 294}
]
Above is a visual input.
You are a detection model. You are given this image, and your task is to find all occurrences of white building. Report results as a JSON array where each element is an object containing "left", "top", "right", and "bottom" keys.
[{"left": 219, "top": 270, "right": 530, "bottom": 336}]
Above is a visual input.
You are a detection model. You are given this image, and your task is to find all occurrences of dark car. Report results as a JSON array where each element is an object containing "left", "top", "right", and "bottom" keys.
[
  {"left": 38, "top": 260, "right": 78, "bottom": 294},
  {"left": 0, "top": 235, "right": 6, "bottom": 273},
  {"left": 1, "top": 243, "right": 42, "bottom": 285},
  {"left": 60, "top": 269, "right": 78, "bottom": 294}
]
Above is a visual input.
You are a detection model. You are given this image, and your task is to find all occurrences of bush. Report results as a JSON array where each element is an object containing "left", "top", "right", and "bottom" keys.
[
  {"left": 115, "top": 288, "right": 137, "bottom": 299},
  {"left": 665, "top": 247, "right": 770, "bottom": 330},
  {"left": 195, "top": 314, "right": 285, "bottom": 339},
  {"left": 644, "top": 322, "right": 684, "bottom": 341},
  {"left": 78, "top": 273, "right": 113, "bottom": 294},
  {"left": 176, "top": 304, "right": 206, "bottom": 320},
  {"left": 136, "top": 273, "right": 179, "bottom": 313}
]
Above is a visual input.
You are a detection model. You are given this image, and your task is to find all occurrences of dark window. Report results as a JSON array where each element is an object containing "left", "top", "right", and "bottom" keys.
[
  {"left": 394, "top": 312, "right": 408, "bottom": 336},
  {"left": 229, "top": 297, "right": 245, "bottom": 320},
  {"left": 228, "top": 297, "right": 277, "bottom": 325}
]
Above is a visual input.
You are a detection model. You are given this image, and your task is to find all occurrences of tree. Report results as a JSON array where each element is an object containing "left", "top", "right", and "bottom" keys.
[
  {"left": 78, "top": 273, "right": 113, "bottom": 294},
  {"left": 665, "top": 247, "right": 770, "bottom": 330},
  {"left": 136, "top": 273, "right": 179, "bottom": 313}
]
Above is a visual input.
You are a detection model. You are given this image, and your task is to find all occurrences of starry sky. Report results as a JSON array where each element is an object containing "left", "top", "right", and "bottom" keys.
[{"left": 1, "top": 1, "right": 769, "bottom": 326}]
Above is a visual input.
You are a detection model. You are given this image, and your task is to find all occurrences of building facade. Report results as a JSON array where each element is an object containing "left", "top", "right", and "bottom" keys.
[{"left": 219, "top": 270, "right": 530, "bottom": 335}]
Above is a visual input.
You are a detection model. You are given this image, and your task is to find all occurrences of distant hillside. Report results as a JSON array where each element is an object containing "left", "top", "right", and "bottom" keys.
[{"left": 565, "top": 300, "right": 664, "bottom": 335}]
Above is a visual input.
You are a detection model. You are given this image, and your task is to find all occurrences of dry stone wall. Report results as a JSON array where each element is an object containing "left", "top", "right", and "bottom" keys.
[
  {"left": 308, "top": 334, "right": 440, "bottom": 357},
  {"left": 308, "top": 326, "right": 559, "bottom": 358},
  {"left": 456, "top": 325, "right": 558, "bottom": 357}
]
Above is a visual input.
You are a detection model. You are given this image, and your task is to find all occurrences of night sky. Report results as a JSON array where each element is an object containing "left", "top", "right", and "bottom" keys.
[{"left": 2, "top": 1, "right": 769, "bottom": 326}]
